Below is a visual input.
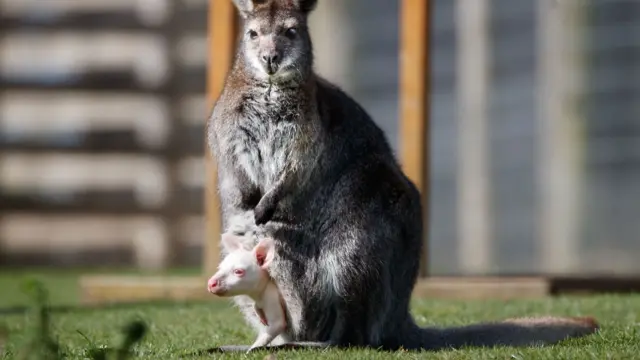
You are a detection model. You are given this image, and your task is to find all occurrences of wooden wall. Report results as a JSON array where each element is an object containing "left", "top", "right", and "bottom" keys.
[{"left": 0, "top": 0, "right": 209, "bottom": 268}]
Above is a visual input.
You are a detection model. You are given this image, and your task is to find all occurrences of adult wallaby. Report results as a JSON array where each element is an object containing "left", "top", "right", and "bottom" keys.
[{"left": 206, "top": 0, "right": 599, "bottom": 352}]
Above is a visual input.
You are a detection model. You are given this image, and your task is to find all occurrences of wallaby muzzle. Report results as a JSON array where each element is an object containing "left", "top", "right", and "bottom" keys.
[{"left": 260, "top": 51, "right": 280, "bottom": 75}]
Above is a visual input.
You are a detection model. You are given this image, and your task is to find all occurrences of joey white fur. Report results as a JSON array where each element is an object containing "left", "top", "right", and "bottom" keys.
[{"left": 207, "top": 233, "right": 289, "bottom": 352}]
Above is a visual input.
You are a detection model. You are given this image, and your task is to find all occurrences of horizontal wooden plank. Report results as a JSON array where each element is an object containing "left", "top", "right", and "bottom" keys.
[
  {"left": 0, "top": 129, "right": 162, "bottom": 155},
  {"left": 0, "top": 188, "right": 203, "bottom": 215},
  {"left": 0, "top": 8, "right": 206, "bottom": 32},
  {"left": 0, "top": 12, "right": 162, "bottom": 32},
  {"left": 412, "top": 276, "right": 549, "bottom": 299},
  {"left": 181, "top": 7, "right": 209, "bottom": 32},
  {"left": 0, "top": 71, "right": 165, "bottom": 94},
  {"left": 1, "top": 75, "right": 205, "bottom": 95},
  {"left": 0, "top": 142, "right": 163, "bottom": 156},
  {"left": 1, "top": 246, "right": 134, "bottom": 268},
  {"left": 174, "top": 123, "right": 206, "bottom": 155},
  {"left": 0, "top": 126, "right": 204, "bottom": 156},
  {"left": 79, "top": 275, "right": 212, "bottom": 305},
  {"left": 77, "top": 276, "right": 549, "bottom": 305},
  {"left": 549, "top": 276, "right": 640, "bottom": 295},
  {"left": 181, "top": 67, "right": 208, "bottom": 94},
  {"left": 0, "top": 189, "right": 161, "bottom": 215},
  {"left": 79, "top": 274, "right": 640, "bottom": 304}
]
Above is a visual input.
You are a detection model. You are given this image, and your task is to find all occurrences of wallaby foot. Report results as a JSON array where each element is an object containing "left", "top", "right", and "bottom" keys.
[{"left": 213, "top": 341, "right": 332, "bottom": 353}]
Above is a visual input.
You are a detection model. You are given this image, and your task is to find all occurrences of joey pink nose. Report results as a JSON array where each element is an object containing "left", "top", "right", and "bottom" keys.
[{"left": 208, "top": 278, "right": 218, "bottom": 291}]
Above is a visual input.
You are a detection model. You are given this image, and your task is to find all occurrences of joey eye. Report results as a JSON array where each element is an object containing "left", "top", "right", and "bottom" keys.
[
  {"left": 248, "top": 30, "right": 258, "bottom": 39},
  {"left": 234, "top": 269, "right": 246, "bottom": 277},
  {"left": 284, "top": 27, "right": 297, "bottom": 39}
]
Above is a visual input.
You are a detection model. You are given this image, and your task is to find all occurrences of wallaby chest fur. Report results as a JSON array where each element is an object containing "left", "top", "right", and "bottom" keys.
[
  {"left": 211, "top": 79, "right": 320, "bottom": 194},
  {"left": 207, "top": 0, "right": 599, "bottom": 352}
]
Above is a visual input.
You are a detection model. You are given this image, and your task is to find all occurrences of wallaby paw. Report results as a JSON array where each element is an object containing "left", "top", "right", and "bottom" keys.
[{"left": 254, "top": 201, "right": 275, "bottom": 226}]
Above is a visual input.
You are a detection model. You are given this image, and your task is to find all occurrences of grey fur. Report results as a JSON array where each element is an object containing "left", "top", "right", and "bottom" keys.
[{"left": 207, "top": 0, "right": 598, "bottom": 352}]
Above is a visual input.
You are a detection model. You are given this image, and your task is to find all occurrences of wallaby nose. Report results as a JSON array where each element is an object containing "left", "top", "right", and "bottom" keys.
[
  {"left": 262, "top": 54, "right": 279, "bottom": 65},
  {"left": 261, "top": 53, "right": 280, "bottom": 74}
]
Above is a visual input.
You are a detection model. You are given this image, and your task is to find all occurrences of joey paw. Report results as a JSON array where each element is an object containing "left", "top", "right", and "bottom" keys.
[{"left": 256, "top": 308, "right": 269, "bottom": 326}]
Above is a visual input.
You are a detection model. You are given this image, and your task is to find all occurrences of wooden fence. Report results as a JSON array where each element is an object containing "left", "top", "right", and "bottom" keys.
[
  {"left": 0, "top": 0, "right": 209, "bottom": 268},
  {"left": 2, "top": 1, "right": 640, "bottom": 302}
]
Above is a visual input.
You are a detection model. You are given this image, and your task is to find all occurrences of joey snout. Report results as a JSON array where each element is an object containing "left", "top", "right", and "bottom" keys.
[{"left": 207, "top": 276, "right": 228, "bottom": 296}]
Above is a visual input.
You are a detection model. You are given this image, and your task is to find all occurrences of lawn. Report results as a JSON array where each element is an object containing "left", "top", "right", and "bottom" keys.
[{"left": 1, "top": 269, "right": 638, "bottom": 359}]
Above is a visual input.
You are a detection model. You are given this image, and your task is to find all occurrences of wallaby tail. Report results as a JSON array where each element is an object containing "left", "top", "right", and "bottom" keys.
[{"left": 405, "top": 316, "right": 599, "bottom": 351}]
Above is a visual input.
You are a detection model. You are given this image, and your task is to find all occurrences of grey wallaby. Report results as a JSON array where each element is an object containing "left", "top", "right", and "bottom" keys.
[{"left": 206, "top": 0, "right": 599, "bottom": 352}]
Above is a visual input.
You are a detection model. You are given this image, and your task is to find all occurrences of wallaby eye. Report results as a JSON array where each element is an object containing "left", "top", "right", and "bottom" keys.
[
  {"left": 248, "top": 30, "right": 258, "bottom": 40},
  {"left": 234, "top": 269, "right": 246, "bottom": 277},
  {"left": 284, "top": 27, "right": 297, "bottom": 39}
]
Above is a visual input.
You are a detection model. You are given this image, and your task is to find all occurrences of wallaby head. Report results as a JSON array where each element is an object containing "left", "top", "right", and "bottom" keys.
[{"left": 231, "top": 0, "right": 318, "bottom": 84}]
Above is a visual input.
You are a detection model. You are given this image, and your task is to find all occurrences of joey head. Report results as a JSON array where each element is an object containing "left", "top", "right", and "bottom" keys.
[{"left": 208, "top": 233, "right": 289, "bottom": 352}]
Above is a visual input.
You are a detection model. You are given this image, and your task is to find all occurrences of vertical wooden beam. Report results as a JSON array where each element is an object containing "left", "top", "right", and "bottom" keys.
[
  {"left": 399, "top": 0, "right": 432, "bottom": 277},
  {"left": 536, "top": 0, "right": 586, "bottom": 274},
  {"left": 455, "top": 0, "right": 493, "bottom": 274},
  {"left": 203, "top": 0, "right": 239, "bottom": 277}
]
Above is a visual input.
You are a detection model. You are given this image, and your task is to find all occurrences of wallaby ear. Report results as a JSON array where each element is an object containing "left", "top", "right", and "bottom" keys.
[
  {"left": 279, "top": 0, "right": 317, "bottom": 14},
  {"left": 292, "top": 0, "right": 318, "bottom": 14},
  {"left": 232, "top": 0, "right": 269, "bottom": 18},
  {"left": 253, "top": 237, "right": 276, "bottom": 269},
  {"left": 220, "top": 233, "right": 253, "bottom": 252}
]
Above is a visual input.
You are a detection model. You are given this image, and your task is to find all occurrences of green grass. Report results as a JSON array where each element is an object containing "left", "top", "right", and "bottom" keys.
[
  {"left": 0, "top": 270, "right": 638, "bottom": 359},
  {"left": 0, "top": 267, "right": 200, "bottom": 308}
]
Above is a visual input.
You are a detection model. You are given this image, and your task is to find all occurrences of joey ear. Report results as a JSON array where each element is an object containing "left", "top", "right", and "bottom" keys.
[
  {"left": 232, "top": 0, "right": 269, "bottom": 18},
  {"left": 220, "top": 233, "right": 254, "bottom": 252},
  {"left": 253, "top": 237, "right": 276, "bottom": 269},
  {"left": 220, "top": 233, "right": 242, "bottom": 252}
]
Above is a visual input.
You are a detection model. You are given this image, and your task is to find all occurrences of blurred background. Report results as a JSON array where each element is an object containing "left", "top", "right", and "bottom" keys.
[{"left": 0, "top": 0, "right": 639, "bottom": 279}]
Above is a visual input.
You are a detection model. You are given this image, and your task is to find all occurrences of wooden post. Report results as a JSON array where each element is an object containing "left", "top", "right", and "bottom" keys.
[
  {"left": 536, "top": 0, "right": 586, "bottom": 274},
  {"left": 203, "top": 0, "right": 239, "bottom": 277},
  {"left": 399, "top": 0, "right": 432, "bottom": 277},
  {"left": 455, "top": 0, "right": 492, "bottom": 274}
]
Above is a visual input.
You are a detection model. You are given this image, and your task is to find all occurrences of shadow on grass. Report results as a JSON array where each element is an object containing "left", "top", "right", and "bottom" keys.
[{"left": 185, "top": 342, "right": 337, "bottom": 357}]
